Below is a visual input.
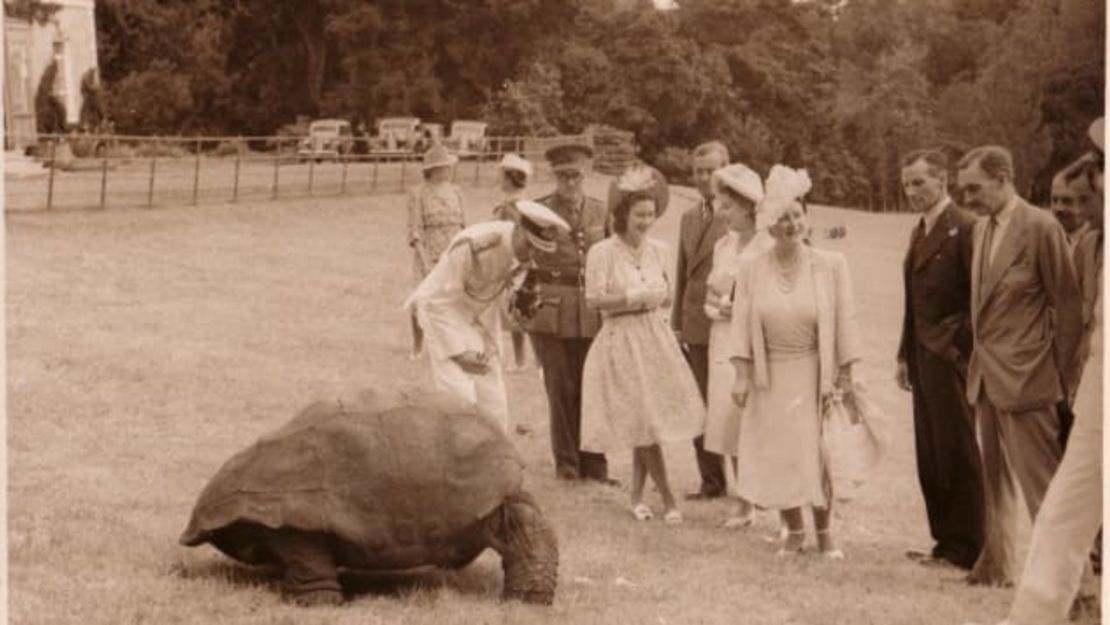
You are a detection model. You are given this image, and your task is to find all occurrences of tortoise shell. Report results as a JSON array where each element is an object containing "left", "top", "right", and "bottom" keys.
[{"left": 179, "top": 389, "right": 524, "bottom": 567}]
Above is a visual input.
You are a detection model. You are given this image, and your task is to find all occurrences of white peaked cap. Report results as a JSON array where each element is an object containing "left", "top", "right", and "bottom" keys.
[{"left": 516, "top": 200, "right": 570, "bottom": 233}]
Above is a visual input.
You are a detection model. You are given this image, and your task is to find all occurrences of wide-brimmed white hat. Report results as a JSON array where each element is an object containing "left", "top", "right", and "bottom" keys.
[
  {"left": 422, "top": 144, "right": 458, "bottom": 171},
  {"left": 515, "top": 200, "right": 570, "bottom": 253},
  {"left": 712, "top": 163, "right": 764, "bottom": 204},
  {"left": 499, "top": 153, "right": 534, "bottom": 178}
]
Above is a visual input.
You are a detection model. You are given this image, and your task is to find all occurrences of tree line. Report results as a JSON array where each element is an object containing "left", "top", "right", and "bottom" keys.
[{"left": 11, "top": 0, "right": 1105, "bottom": 208}]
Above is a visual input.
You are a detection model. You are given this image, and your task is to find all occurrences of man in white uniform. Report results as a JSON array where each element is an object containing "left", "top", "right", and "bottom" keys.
[{"left": 404, "top": 200, "right": 570, "bottom": 430}]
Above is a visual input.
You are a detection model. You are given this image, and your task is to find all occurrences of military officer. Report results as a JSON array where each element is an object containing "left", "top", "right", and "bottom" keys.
[
  {"left": 404, "top": 200, "right": 570, "bottom": 431},
  {"left": 522, "top": 142, "right": 614, "bottom": 483}
]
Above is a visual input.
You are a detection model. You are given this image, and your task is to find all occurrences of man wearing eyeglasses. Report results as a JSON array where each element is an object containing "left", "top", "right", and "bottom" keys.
[{"left": 522, "top": 143, "right": 614, "bottom": 485}]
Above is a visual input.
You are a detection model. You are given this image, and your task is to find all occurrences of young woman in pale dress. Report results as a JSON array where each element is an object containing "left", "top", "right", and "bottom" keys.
[
  {"left": 580, "top": 166, "right": 704, "bottom": 524},
  {"left": 729, "top": 165, "right": 862, "bottom": 558},
  {"left": 407, "top": 145, "right": 465, "bottom": 358},
  {"left": 701, "top": 163, "right": 773, "bottom": 528}
]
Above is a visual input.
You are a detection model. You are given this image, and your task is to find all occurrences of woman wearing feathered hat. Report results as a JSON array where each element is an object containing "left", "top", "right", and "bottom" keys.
[
  {"left": 728, "top": 165, "right": 862, "bottom": 558},
  {"left": 578, "top": 165, "right": 704, "bottom": 525},
  {"left": 407, "top": 144, "right": 466, "bottom": 359},
  {"left": 701, "top": 162, "right": 774, "bottom": 529}
]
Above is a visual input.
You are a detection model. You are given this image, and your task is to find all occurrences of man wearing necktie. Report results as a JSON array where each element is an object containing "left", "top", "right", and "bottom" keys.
[
  {"left": 957, "top": 145, "right": 1083, "bottom": 587},
  {"left": 896, "top": 149, "right": 984, "bottom": 570},
  {"left": 524, "top": 143, "right": 613, "bottom": 484},
  {"left": 672, "top": 141, "right": 731, "bottom": 499}
]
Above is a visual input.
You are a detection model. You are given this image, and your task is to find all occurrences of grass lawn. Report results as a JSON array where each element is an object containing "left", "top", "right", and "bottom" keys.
[{"left": 5, "top": 177, "right": 1097, "bottom": 624}]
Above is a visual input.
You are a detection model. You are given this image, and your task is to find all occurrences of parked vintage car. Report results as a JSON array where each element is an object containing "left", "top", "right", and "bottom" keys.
[
  {"left": 445, "top": 120, "right": 489, "bottom": 159},
  {"left": 369, "top": 117, "right": 423, "bottom": 156},
  {"left": 417, "top": 122, "right": 444, "bottom": 152},
  {"left": 297, "top": 119, "right": 354, "bottom": 162}
]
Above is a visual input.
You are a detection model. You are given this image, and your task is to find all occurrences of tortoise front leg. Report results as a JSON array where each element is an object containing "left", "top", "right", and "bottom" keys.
[{"left": 480, "top": 491, "right": 559, "bottom": 605}]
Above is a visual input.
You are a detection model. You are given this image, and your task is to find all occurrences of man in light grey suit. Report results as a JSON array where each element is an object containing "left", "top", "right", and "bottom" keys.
[{"left": 957, "top": 145, "right": 1083, "bottom": 587}]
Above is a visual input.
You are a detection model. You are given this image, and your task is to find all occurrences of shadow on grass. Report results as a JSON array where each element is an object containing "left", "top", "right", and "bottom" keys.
[
  {"left": 170, "top": 555, "right": 504, "bottom": 603},
  {"left": 171, "top": 558, "right": 280, "bottom": 589}
]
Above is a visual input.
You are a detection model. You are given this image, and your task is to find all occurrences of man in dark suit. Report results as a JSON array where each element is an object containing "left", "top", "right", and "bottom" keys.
[
  {"left": 524, "top": 143, "right": 613, "bottom": 484},
  {"left": 672, "top": 141, "right": 731, "bottom": 499},
  {"left": 896, "top": 149, "right": 985, "bottom": 570},
  {"left": 957, "top": 145, "right": 1083, "bottom": 587}
]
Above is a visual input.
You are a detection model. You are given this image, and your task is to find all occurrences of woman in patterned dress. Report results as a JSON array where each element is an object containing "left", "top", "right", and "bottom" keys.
[
  {"left": 407, "top": 144, "right": 466, "bottom": 358},
  {"left": 701, "top": 163, "right": 773, "bottom": 528},
  {"left": 729, "top": 165, "right": 862, "bottom": 558},
  {"left": 580, "top": 166, "right": 704, "bottom": 524}
]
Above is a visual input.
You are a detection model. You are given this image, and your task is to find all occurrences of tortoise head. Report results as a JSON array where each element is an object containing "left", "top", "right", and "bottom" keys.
[{"left": 491, "top": 491, "right": 558, "bottom": 605}]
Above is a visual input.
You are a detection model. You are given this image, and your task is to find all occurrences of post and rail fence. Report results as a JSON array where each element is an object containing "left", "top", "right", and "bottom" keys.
[{"left": 4, "top": 132, "right": 600, "bottom": 213}]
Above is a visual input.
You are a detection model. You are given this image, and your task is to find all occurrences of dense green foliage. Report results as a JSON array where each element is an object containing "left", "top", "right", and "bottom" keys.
[{"left": 89, "top": 0, "right": 1103, "bottom": 207}]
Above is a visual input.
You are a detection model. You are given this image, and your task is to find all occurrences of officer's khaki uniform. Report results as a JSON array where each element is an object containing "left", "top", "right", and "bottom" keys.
[{"left": 522, "top": 192, "right": 610, "bottom": 480}]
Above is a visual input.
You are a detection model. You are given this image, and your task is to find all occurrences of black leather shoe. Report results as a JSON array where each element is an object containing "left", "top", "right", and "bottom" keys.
[
  {"left": 556, "top": 466, "right": 579, "bottom": 481},
  {"left": 684, "top": 490, "right": 725, "bottom": 501}
]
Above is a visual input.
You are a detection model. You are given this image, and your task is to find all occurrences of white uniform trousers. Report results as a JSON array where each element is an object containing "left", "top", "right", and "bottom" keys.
[{"left": 1009, "top": 309, "right": 1102, "bottom": 625}]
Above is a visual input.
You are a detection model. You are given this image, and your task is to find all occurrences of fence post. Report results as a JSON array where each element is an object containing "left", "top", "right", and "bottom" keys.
[
  {"left": 340, "top": 154, "right": 348, "bottom": 195},
  {"left": 371, "top": 154, "right": 379, "bottom": 190},
  {"left": 146, "top": 139, "right": 157, "bottom": 208},
  {"left": 306, "top": 153, "right": 315, "bottom": 194},
  {"left": 399, "top": 155, "right": 407, "bottom": 191},
  {"left": 45, "top": 138, "right": 57, "bottom": 210},
  {"left": 99, "top": 152, "right": 108, "bottom": 210},
  {"left": 271, "top": 139, "right": 282, "bottom": 199},
  {"left": 232, "top": 149, "right": 241, "bottom": 203},
  {"left": 191, "top": 138, "right": 201, "bottom": 205}
]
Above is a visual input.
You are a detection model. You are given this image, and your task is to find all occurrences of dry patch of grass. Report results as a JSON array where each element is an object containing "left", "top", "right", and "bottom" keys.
[{"left": 6, "top": 181, "right": 1087, "bottom": 624}]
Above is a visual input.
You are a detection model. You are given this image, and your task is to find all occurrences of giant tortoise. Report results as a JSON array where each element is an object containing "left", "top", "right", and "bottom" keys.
[{"left": 179, "top": 389, "right": 558, "bottom": 606}]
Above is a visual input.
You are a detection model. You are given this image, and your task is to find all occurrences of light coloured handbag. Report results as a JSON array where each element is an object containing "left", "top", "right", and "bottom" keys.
[{"left": 821, "top": 382, "right": 886, "bottom": 503}]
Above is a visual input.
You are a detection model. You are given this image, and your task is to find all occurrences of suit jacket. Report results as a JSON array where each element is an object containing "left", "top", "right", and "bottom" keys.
[
  {"left": 967, "top": 198, "right": 1083, "bottom": 412},
  {"left": 523, "top": 192, "right": 608, "bottom": 339},
  {"left": 897, "top": 202, "right": 976, "bottom": 380},
  {"left": 1072, "top": 228, "right": 1103, "bottom": 379},
  {"left": 672, "top": 199, "right": 730, "bottom": 345},
  {"left": 730, "top": 246, "right": 863, "bottom": 396}
]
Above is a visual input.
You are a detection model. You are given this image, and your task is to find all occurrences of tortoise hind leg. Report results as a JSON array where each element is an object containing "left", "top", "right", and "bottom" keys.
[
  {"left": 479, "top": 491, "right": 559, "bottom": 604},
  {"left": 258, "top": 527, "right": 344, "bottom": 606}
]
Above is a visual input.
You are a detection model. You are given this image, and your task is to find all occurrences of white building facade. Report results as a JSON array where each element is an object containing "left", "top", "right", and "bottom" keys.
[{"left": 4, "top": 0, "right": 99, "bottom": 149}]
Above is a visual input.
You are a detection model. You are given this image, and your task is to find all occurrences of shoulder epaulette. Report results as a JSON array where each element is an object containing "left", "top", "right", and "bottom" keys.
[{"left": 467, "top": 231, "right": 502, "bottom": 254}]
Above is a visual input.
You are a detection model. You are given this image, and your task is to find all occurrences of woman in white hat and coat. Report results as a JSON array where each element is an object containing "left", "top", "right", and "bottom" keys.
[
  {"left": 729, "top": 165, "right": 862, "bottom": 558},
  {"left": 701, "top": 163, "right": 774, "bottom": 528},
  {"left": 407, "top": 144, "right": 466, "bottom": 358}
]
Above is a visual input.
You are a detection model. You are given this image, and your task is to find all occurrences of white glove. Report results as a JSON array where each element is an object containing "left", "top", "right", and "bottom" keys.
[{"left": 643, "top": 286, "right": 668, "bottom": 309}]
